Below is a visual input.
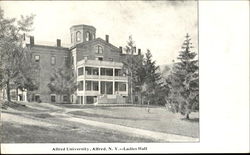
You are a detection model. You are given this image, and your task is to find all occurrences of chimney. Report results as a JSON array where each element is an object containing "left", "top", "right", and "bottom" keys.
[
  {"left": 138, "top": 49, "right": 141, "bottom": 55},
  {"left": 133, "top": 47, "right": 136, "bottom": 54},
  {"left": 57, "top": 39, "right": 61, "bottom": 47},
  {"left": 119, "top": 46, "right": 123, "bottom": 54},
  {"left": 105, "top": 35, "right": 109, "bottom": 43},
  {"left": 30, "top": 36, "right": 34, "bottom": 46}
]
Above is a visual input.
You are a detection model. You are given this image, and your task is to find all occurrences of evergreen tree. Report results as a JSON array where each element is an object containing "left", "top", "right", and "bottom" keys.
[
  {"left": 133, "top": 53, "right": 146, "bottom": 104},
  {"left": 122, "top": 36, "right": 146, "bottom": 104},
  {"left": 143, "top": 50, "right": 165, "bottom": 105},
  {"left": 166, "top": 33, "right": 198, "bottom": 119},
  {"left": 0, "top": 7, "right": 38, "bottom": 101}
]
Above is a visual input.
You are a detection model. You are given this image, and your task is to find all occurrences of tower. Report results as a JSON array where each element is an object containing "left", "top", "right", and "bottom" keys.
[{"left": 70, "top": 24, "right": 96, "bottom": 47}]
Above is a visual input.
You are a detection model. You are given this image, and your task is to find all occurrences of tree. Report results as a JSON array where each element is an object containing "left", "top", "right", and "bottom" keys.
[
  {"left": 165, "top": 33, "right": 198, "bottom": 119},
  {"left": 133, "top": 53, "right": 146, "bottom": 104},
  {"left": 0, "top": 7, "right": 37, "bottom": 102},
  {"left": 142, "top": 50, "right": 165, "bottom": 105},
  {"left": 122, "top": 36, "right": 146, "bottom": 104},
  {"left": 47, "top": 63, "right": 77, "bottom": 103}
]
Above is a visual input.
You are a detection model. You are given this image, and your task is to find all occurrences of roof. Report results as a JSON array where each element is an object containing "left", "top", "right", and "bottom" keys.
[
  {"left": 70, "top": 38, "right": 120, "bottom": 52},
  {"left": 26, "top": 44, "right": 69, "bottom": 51},
  {"left": 70, "top": 24, "right": 96, "bottom": 30}
]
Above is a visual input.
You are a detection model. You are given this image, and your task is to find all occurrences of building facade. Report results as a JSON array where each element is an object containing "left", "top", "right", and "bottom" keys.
[{"left": 23, "top": 24, "right": 140, "bottom": 104}]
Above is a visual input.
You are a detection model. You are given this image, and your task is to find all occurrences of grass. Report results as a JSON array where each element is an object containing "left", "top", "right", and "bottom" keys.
[
  {"left": 1, "top": 101, "right": 159, "bottom": 143},
  {"left": 1, "top": 121, "right": 156, "bottom": 143},
  {"left": 67, "top": 105, "right": 199, "bottom": 138},
  {"left": 1, "top": 101, "right": 199, "bottom": 143}
]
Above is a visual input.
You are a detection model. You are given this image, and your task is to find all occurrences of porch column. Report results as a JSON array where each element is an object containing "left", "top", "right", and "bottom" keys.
[{"left": 98, "top": 67, "right": 101, "bottom": 94}]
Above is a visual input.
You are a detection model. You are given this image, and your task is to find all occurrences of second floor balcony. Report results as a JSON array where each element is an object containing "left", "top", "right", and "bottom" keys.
[{"left": 76, "top": 62, "right": 128, "bottom": 81}]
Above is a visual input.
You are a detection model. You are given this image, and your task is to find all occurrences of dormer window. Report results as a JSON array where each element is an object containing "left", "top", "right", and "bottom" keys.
[
  {"left": 86, "top": 32, "right": 91, "bottom": 41},
  {"left": 76, "top": 31, "right": 81, "bottom": 42},
  {"left": 95, "top": 45, "right": 103, "bottom": 54}
]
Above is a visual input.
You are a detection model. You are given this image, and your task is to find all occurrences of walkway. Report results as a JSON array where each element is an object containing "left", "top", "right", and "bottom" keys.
[{"left": 58, "top": 114, "right": 199, "bottom": 142}]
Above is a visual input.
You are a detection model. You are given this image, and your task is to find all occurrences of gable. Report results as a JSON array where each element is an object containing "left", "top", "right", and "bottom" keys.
[{"left": 75, "top": 38, "right": 122, "bottom": 62}]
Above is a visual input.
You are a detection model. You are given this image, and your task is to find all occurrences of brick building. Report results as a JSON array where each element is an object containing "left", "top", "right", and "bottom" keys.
[{"left": 23, "top": 24, "right": 140, "bottom": 104}]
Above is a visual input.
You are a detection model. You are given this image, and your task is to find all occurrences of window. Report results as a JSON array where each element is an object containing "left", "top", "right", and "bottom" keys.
[
  {"left": 35, "top": 95, "right": 40, "bottom": 102},
  {"left": 85, "top": 67, "right": 92, "bottom": 75},
  {"left": 71, "top": 33, "right": 73, "bottom": 43},
  {"left": 115, "top": 82, "right": 126, "bottom": 91},
  {"left": 51, "top": 95, "right": 56, "bottom": 103},
  {"left": 86, "top": 96, "right": 94, "bottom": 104},
  {"left": 101, "top": 68, "right": 105, "bottom": 76},
  {"left": 93, "top": 81, "right": 99, "bottom": 91},
  {"left": 115, "top": 82, "right": 119, "bottom": 91},
  {"left": 109, "top": 58, "right": 113, "bottom": 61},
  {"left": 64, "top": 56, "right": 68, "bottom": 65},
  {"left": 115, "top": 69, "right": 122, "bottom": 76},
  {"left": 92, "top": 68, "right": 99, "bottom": 75},
  {"left": 78, "top": 81, "right": 83, "bottom": 91},
  {"left": 106, "top": 82, "right": 113, "bottom": 94},
  {"left": 101, "top": 81, "right": 113, "bottom": 94},
  {"left": 86, "top": 81, "right": 92, "bottom": 91},
  {"left": 35, "top": 55, "right": 40, "bottom": 62},
  {"left": 135, "top": 96, "right": 138, "bottom": 102},
  {"left": 63, "top": 95, "right": 68, "bottom": 102},
  {"left": 71, "top": 56, "right": 74, "bottom": 65},
  {"left": 80, "top": 96, "right": 83, "bottom": 104},
  {"left": 77, "top": 96, "right": 80, "bottom": 104},
  {"left": 95, "top": 45, "right": 103, "bottom": 54},
  {"left": 100, "top": 68, "right": 113, "bottom": 76},
  {"left": 96, "top": 57, "right": 103, "bottom": 61},
  {"left": 101, "top": 81, "right": 105, "bottom": 94},
  {"left": 119, "top": 82, "right": 126, "bottom": 91},
  {"left": 76, "top": 31, "right": 81, "bottom": 42},
  {"left": 86, "top": 32, "right": 90, "bottom": 41},
  {"left": 106, "top": 68, "right": 113, "bottom": 76},
  {"left": 78, "top": 67, "right": 84, "bottom": 76},
  {"left": 51, "top": 56, "right": 56, "bottom": 65}
]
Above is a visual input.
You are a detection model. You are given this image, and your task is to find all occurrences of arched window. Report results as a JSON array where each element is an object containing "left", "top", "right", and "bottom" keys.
[
  {"left": 76, "top": 31, "right": 81, "bottom": 42},
  {"left": 86, "top": 32, "right": 91, "bottom": 41},
  {"left": 95, "top": 45, "right": 103, "bottom": 54}
]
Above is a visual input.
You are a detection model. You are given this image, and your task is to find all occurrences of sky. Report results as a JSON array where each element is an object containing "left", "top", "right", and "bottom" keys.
[{"left": 0, "top": 1, "right": 198, "bottom": 65}]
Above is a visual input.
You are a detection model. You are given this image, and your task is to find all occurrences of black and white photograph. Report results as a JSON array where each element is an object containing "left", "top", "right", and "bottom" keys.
[{"left": 0, "top": 0, "right": 249, "bottom": 154}]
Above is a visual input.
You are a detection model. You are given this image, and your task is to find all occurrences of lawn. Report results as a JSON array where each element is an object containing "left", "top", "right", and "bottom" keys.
[
  {"left": 64, "top": 104, "right": 199, "bottom": 138},
  {"left": 1, "top": 119, "right": 156, "bottom": 143},
  {"left": 1, "top": 102, "right": 157, "bottom": 143},
  {"left": 1, "top": 101, "right": 199, "bottom": 143}
]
